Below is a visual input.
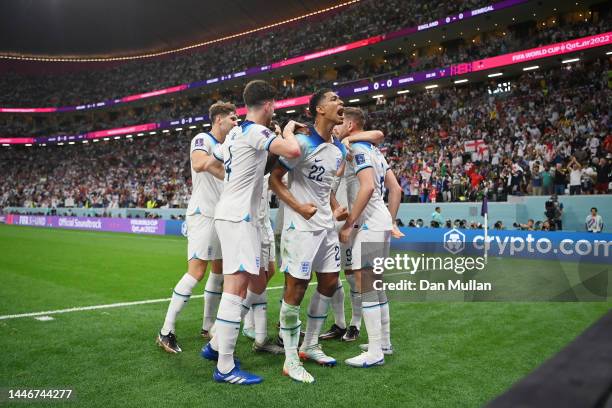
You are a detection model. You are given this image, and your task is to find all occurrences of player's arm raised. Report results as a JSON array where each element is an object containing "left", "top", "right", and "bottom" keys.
[
  {"left": 341, "top": 130, "right": 384, "bottom": 150},
  {"left": 267, "top": 120, "right": 302, "bottom": 159},
  {"left": 384, "top": 168, "right": 404, "bottom": 238},
  {"left": 339, "top": 167, "right": 375, "bottom": 243},
  {"left": 269, "top": 165, "right": 317, "bottom": 220}
]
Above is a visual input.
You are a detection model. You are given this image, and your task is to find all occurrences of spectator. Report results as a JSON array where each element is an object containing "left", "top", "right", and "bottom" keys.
[
  {"left": 585, "top": 207, "right": 604, "bottom": 233},
  {"left": 431, "top": 206, "right": 444, "bottom": 227}
]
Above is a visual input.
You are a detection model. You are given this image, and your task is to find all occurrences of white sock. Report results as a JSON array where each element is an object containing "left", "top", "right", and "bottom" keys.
[
  {"left": 203, "top": 273, "right": 223, "bottom": 331},
  {"left": 331, "top": 281, "right": 346, "bottom": 329},
  {"left": 379, "top": 291, "right": 391, "bottom": 348},
  {"left": 161, "top": 273, "right": 198, "bottom": 335},
  {"left": 250, "top": 291, "right": 268, "bottom": 344},
  {"left": 279, "top": 300, "right": 301, "bottom": 361},
  {"left": 243, "top": 309, "right": 255, "bottom": 331},
  {"left": 346, "top": 274, "right": 362, "bottom": 328},
  {"left": 215, "top": 293, "right": 243, "bottom": 374},
  {"left": 362, "top": 291, "right": 383, "bottom": 359},
  {"left": 301, "top": 290, "right": 331, "bottom": 349}
]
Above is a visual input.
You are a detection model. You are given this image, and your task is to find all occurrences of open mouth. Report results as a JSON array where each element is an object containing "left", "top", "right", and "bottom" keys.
[{"left": 337, "top": 107, "right": 344, "bottom": 118}]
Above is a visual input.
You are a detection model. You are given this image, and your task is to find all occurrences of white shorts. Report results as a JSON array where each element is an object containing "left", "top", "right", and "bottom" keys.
[
  {"left": 215, "top": 220, "right": 261, "bottom": 275},
  {"left": 187, "top": 215, "right": 221, "bottom": 261},
  {"left": 280, "top": 228, "right": 341, "bottom": 280},
  {"left": 259, "top": 224, "right": 276, "bottom": 268},
  {"left": 348, "top": 229, "right": 391, "bottom": 270}
]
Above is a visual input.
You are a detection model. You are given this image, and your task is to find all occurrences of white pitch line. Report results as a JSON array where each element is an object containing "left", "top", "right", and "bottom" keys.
[{"left": 0, "top": 271, "right": 413, "bottom": 321}]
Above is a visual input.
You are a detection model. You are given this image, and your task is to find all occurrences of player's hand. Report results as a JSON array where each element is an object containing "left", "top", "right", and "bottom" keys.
[
  {"left": 339, "top": 222, "right": 353, "bottom": 244},
  {"left": 341, "top": 136, "right": 352, "bottom": 151},
  {"left": 283, "top": 121, "right": 308, "bottom": 137},
  {"left": 391, "top": 224, "right": 405, "bottom": 239},
  {"left": 333, "top": 206, "right": 348, "bottom": 221},
  {"left": 297, "top": 202, "right": 317, "bottom": 220}
]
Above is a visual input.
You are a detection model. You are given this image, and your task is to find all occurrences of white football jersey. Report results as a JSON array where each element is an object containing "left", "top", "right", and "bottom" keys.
[
  {"left": 214, "top": 120, "right": 276, "bottom": 223},
  {"left": 344, "top": 142, "right": 393, "bottom": 231},
  {"left": 257, "top": 174, "right": 272, "bottom": 229},
  {"left": 279, "top": 127, "right": 346, "bottom": 231},
  {"left": 186, "top": 132, "right": 224, "bottom": 217}
]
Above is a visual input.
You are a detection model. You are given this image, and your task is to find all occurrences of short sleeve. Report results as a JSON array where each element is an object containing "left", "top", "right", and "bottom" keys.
[
  {"left": 191, "top": 133, "right": 211, "bottom": 154},
  {"left": 278, "top": 135, "right": 308, "bottom": 171},
  {"left": 247, "top": 125, "right": 277, "bottom": 151},
  {"left": 352, "top": 144, "right": 373, "bottom": 174},
  {"left": 212, "top": 143, "right": 224, "bottom": 162}
]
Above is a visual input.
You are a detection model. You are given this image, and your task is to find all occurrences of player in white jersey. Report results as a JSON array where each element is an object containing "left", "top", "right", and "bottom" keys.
[
  {"left": 335, "top": 107, "right": 403, "bottom": 367},
  {"left": 157, "top": 102, "right": 237, "bottom": 354},
  {"left": 270, "top": 89, "right": 350, "bottom": 383},
  {"left": 320, "top": 126, "right": 386, "bottom": 342},
  {"left": 201, "top": 80, "right": 300, "bottom": 385}
]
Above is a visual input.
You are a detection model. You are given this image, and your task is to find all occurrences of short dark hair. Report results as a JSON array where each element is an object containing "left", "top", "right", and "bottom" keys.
[
  {"left": 209, "top": 101, "right": 236, "bottom": 123},
  {"left": 243, "top": 80, "right": 276, "bottom": 108},
  {"left": 309, "top": 88, "right": 333, "bottom": 117},
  {"left": 343, "top": 107, "right": 366, "bottom": 129},
  {"left": 435, "top": 206, "right": 441, "bottom": 211},
  {"left": 591, "top": 207, "right": 598, "bottom": 212}
]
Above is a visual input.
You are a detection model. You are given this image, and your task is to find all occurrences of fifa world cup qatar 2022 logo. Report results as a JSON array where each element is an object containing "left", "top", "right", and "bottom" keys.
[{"left": 443, "top": 228, "right": 466, "bottom": 254}]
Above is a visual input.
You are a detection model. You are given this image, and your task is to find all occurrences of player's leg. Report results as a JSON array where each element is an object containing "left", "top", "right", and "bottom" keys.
[
  {"left": 204, "top": 220, "right": 263, "bottom": 385},
  {"left": 249, "top": 261, "right": 283, "bottom": 354},
  {"left": 202, "top": 260, "right": 223, "bottom": 338},
  {"left": 299, "top": 229, "right": 341, "bottom": 367},
  {"left": 346, "top": 267, "right": 384, "bottom": 368},
  {"left": 320, "top": 243, "right": 348, "bottom": 341},
  {"left": 157, "top": 258, "right": 207, "bottom": 353},
  {"left": 342, "top": 268, "right": 362, "bottom": 341}
]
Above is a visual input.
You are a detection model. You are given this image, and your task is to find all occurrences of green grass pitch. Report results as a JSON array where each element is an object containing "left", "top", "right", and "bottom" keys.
[{"left": 1, "top": 224, "right": 610, "bottom": 407}]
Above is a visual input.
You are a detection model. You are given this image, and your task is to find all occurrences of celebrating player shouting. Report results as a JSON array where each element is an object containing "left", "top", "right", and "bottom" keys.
[
  {"left": 201, "top": 80, "right": 300, "bottom": 385},
  {"left": 156, "top": 102, "right": 237, "bottom": 354},
  {"left": 270, "top": 89, "right": 348, "bottom": 383}
]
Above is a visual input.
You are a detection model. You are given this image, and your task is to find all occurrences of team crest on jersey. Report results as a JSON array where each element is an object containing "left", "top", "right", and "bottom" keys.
[
  {"left": 261, "top": 128, "right": 273, "bottom": 138},
  {"left": 300, "top": 261, "right": 311, "bottom": 275},
  {"left": 195, "top": 138, "right": 204, "bottom": 147},
  {"left": 336, "top": 157, "right": 342, "bottom": 171},
  {"left": 355, "top": 153, "right": 366, "bottom": 165},
  {"left": 256, "top": 256, "right": 261, "bottom": 268}
]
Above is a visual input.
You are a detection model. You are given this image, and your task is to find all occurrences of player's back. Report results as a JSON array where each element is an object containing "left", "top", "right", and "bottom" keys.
[
  {"left": 280, "top": 128, "right": 345, "bottom": 231},
  {"left": 214, "top": 120, "right": 276, "bottom": 223},
  {"left": 187, "top": 132, "right": 224, "bottom": 217},
  {"left": 345, "top": 141, "right": 392, "bottom": 231}
]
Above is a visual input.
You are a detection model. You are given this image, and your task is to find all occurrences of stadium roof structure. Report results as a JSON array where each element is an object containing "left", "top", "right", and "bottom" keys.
[{"left": 0, "top": 0, "right": 346, "bottom": 59}]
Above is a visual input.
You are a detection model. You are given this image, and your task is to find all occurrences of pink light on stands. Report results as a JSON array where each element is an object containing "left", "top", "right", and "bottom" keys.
[
  {"left": 0, "top": 137, "right": 35, "bottom": 144},
  {"left": 120, "top": 85, "right": 189, "bottom": 103},
  {"left": 86, "top": 123, "right": 158, "bottom": 139},
  {"left": 471, "top": 32, "right": 612, "bottom": 71},
  {"left": 0, "top": 108, "right": 57, "bottom": 113},
  {"left": 271, "top": 37, "right": 382, "bottom": 69}
]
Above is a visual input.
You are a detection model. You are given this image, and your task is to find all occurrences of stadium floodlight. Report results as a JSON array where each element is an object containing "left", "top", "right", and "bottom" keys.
[
  {"left": 150, "top": 131, "right": 157, "bottom": 134},
  {"left": 137, "top": 133, "right": 144, "bottom": 136},
  {"left": 371, "top": 94, "right": 384, "bottom": 99},
  {"left": 348, "top": 98, "right": 360, "bottom": 103},
  {"left": 175, "top": 128, "right": 183, "bottom": 131},
  {"left": 189, "top": 126, "right": 197, "bottom": 129},
  {"left": 82, "top": 141, "right": 89, "bottom": 144},
  {"left": 162, "top": 130, "right": 170, "bottom": 133},
  {"left": 203, "top": 124, "right": 211, "bottom": 127},
  {"left": 25, "top": 144, "right": 32, "bottom": 147},
  {"left": 562, "top": 58, "right": 580, "bottom": 64},
  {"left": 397, "top": 90, "right": 410, "bottom": 94},
  {"left": 103, "top": 138, "right": 110, "bottom": 141},
  {"left": 93, "top": 139, "right": 99, "bottom": 143},
  {"left": 286, "top": 110, "right": 296, "bottom": 113},
  {"left": 68, "top": 142, "right": 75, "bottom": 145},
  {"left": 58, "top": 142, "right": 65, "bottom": 145},
  {"left": 41, "top": 143, "right": 47, "bottom": 146},
  {"left": 126, "top": 135, "right": 133, "bottom": 139},
  {"left": 1, "top": 144, "right": 9, "bottom": 147},
  {"left": 523, "top": 65, "right": 539, "bottom": 71},
  {"left": 606, "top": 51, "right": 612, "bottom": 55},
  {"left": 425, "top": 84, "right": 438, "bottom": 89},
  {"left": 113, "top": 136, "right": 121, "bottom": 140},
  {"left": 487, "top": 72, "right": 503, "bottom": 77},
  {"left": 454, "top": 79, "right": 469, "bottom": 84}
]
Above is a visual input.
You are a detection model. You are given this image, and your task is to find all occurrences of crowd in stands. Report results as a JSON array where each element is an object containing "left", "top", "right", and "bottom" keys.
[
  {"left": 0, "top": 0, "right": 492, "bottom": 107},
  {"left": 1, "top": 58, "right": 610, "bottom": 214},
  {"left": 2, "top": 3, "right": 609, "bottom": 139}
]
